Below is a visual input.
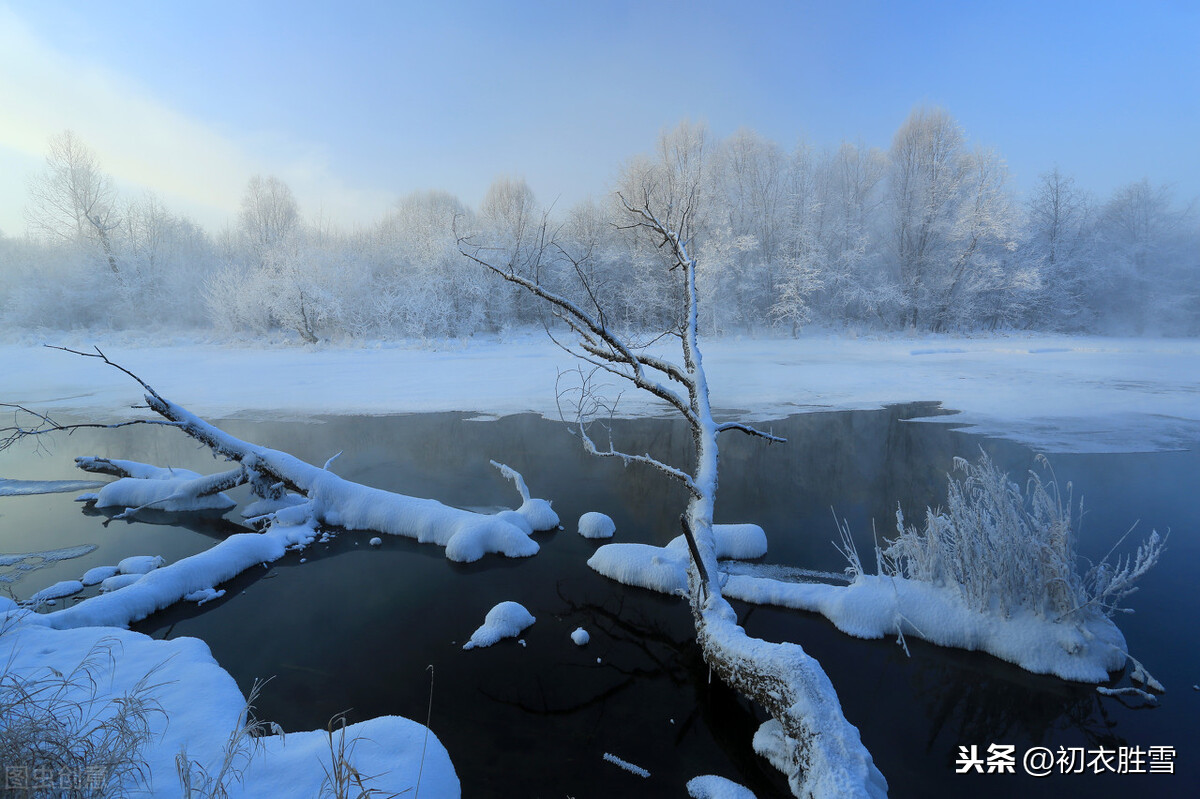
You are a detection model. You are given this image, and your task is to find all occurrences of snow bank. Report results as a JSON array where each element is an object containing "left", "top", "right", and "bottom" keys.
[
  {"left": 687, "top": 775, "right": 756, "bottom": 799},
  {"left": 0, "top": 612, "right": 459, "bottom": 797},
  {"left": 578, "top": 511, "right": 616, "bottom": 539},
  {"left": 462, "top": 601, "right": 536, "bottom": 650},
  {"left": 722, "top": 572, "right": 1129, "bottom": 682}
]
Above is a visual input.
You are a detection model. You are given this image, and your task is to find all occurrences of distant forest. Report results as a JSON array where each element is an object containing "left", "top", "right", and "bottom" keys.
[{"left": 3, "top": 108, "right": 1197, "bottom": 340}]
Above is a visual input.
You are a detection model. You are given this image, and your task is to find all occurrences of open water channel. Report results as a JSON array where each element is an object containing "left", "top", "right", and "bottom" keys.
[{"left": 1, "top": 406, "right": 1195, "bottom": 797}]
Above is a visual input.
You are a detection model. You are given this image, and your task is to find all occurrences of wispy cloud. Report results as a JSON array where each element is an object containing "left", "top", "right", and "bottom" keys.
[{"left": 0, "top": 6, "right": 391, "bottom": 233}]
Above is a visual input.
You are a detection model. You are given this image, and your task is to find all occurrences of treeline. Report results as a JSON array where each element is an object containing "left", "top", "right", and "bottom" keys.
[{"left": 2, "top": 109, "right": 1197, "bottom": 340}]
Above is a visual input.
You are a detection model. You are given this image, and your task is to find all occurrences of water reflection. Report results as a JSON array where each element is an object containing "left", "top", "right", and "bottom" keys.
[{"left": 0, "top": 407, "right": 1193, "bottom": 797}]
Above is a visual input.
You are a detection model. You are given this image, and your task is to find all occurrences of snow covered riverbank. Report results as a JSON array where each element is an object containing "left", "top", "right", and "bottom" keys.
[{"left": 3, "top": 333, "right": 1197, "bottom": 453}]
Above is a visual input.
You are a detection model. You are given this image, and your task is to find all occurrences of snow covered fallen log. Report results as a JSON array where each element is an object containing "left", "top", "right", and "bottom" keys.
[
  {"left": 127, "top": 391, "right": 554, "bottom": 562},
  {"left": 75, "top": 457, "right": 241, "bottom": 514},
  {"left": 34, "top": 528, "right": 289, "bottom": 629},
  {"left": 695, "top": 592, "right": 887, "bottom": 798}
]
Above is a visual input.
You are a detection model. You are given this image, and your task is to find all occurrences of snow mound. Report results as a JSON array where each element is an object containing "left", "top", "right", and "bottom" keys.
[
  {"left": 570, "top": 627, "right": 590, "bottom": 646},
  {"left": 26, "top": 580, "right": 83, "bottom": 605},
  {"left": 81, "top": 565, "right": 120, "bottom": 586},
  {"left": 687, "top": 774, "right": 756, "bottom": 799},
  {"left": 578, "top": 511, "right": 616, "bottom": 539},
  {"left": 100, "top": 573, "right": 143, "bottom": 593},
  {"left": 184, "top": 587, "right": 225, "bottom": 605},
  {"left": 587, "top": 543, "right": 687, "bottom": 595},
  {"left": 462, "top": 601, "right": 536, "bottom": 650},
  {"left": 516, "top": 497, "right": 559, "bottom": 531},
  {"left": 119, "top": 555, "right": 165, "bottom": 575},
  {"left": 666, "top": 523, "right": 767, "bottom": 560}
]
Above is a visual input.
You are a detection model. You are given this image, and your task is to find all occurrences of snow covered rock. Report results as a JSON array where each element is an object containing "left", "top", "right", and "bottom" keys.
[
  {"left": 578, "top": 511, "right": 616, "bottom": 539},
  {"left": 462, "top": 601, "right": 536, "bottom": 650}
]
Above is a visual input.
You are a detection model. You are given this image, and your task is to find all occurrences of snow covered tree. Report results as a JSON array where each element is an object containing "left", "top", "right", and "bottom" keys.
[
  {"left": 810, "top": 142, "right": 895, "bottom": 327},
  {"left": 25, "top": 131, "right": 121, "bottom": 275},
  {"left": 459, "top": 123, "right": 886, "bottom": 798},
  {"left": 887, "top": 107, "right": 965, "bottom": 327},
  {"left": 238, "top": 175, "right": 299, "bottom": 263},
  {"left": 1023, "top": 168, "right": 1096, "bottom": 330},
  {"left": 1091, "top": 180, "right": 1198, "bottom": 334}
]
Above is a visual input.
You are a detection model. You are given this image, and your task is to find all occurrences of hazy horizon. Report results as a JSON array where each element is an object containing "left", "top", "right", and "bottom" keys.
[{"left": 2, "top": 0, "right": 1198, "bottom": 236}]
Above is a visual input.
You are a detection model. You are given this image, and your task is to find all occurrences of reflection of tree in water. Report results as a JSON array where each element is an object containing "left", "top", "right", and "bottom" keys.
[
  {"left": 478, "top": 582, "right": 792, "bottom": 797},
  {"left": 81, "top": 501, "right": 248, "bottom": 540},
  {"left": 906, "top": 641, "right": 1137, "bottom": 754}
]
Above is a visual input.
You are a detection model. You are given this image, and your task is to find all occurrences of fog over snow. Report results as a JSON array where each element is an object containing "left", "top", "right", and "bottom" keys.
[{"left": 3, "top": 333, "right": 1198, "bottom": 454}]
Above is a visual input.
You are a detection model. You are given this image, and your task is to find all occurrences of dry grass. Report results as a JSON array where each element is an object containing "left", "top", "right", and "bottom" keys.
[{"left": 0, "top": 635, "right": 165, "bottom": 798}]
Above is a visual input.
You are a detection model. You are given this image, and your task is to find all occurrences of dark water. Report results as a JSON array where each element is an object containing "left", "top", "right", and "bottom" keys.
[{"left": 1, "top": 408, "right": 1195, "bottom": 798}]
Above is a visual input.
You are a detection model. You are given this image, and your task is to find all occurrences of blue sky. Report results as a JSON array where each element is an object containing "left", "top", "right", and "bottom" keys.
[{"left": 1, "top": 0, "right": 1197, "bottom": 235}]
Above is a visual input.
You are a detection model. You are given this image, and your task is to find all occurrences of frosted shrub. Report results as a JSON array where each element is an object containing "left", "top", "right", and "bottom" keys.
[{"left": 881, "top": 452, "right": 1163, "bottom": 621}]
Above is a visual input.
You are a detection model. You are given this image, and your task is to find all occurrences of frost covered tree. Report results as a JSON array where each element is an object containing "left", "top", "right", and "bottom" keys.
[
  {"left": 238, "top": 175, "right": 299, "bottom": 263},
  {"left": 1091, "top": 180, "right": 1198, "bottom": 334},
  {"left": 460, "top": 123, "right": 886, "bottom": 798},
  {"left": 887, "top": 107, "right": 965, "bottom": 327},
  {"left": 1024, "top": 168, "right": 1095, "bottom": 330},
  {"left": 25, "top": 131, "right": 121, "bottom": 275}
]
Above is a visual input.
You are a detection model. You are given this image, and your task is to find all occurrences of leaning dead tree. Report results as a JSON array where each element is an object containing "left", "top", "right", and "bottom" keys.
[{"left": 459, "top": 137, "right": 887, "bottom": 797}]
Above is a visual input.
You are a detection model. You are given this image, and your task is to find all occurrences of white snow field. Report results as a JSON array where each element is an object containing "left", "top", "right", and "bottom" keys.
[
  {"left": 2, "top": 333, "right": 1198, "bottom": 453},
  {"left": 0, "top": 600, "right": 460, "bottom": 797}
]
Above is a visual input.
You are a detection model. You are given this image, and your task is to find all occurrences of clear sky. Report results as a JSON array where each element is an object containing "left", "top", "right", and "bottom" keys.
[{"left": 1, "top": 0, "right": 1197, "bottom": 236}]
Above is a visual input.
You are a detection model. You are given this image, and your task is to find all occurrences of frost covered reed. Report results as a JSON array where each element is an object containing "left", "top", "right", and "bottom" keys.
[
  {"left": 879, "top": 451, "right": 1163, "bottom": 621},
  {"left": 0, "top": 634, "right": 164, "bottom": 798}
]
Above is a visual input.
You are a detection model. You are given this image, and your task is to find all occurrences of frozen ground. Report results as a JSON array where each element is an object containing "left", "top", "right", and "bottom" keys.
[{"left": 3, "top": 332, "right": 1198, "bottom": 453}]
